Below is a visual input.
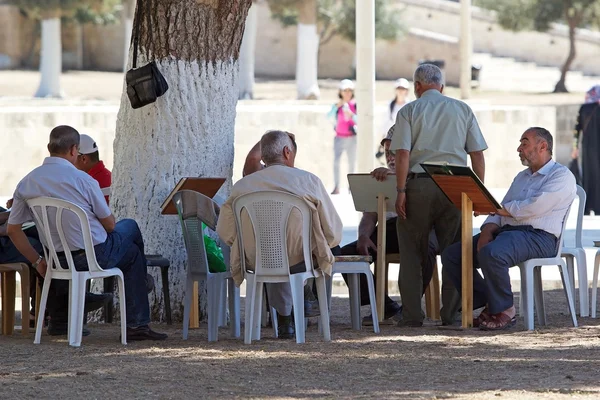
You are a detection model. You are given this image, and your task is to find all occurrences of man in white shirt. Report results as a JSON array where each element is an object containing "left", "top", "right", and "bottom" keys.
[
  {"left": 7, "top": 125, "right": 167, "bottom": 341},
  {"left": 441, "top": 127, "right": 576, "bottom": 330}
]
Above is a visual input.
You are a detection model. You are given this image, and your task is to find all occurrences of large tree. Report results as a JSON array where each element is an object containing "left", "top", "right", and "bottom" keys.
[
  {"left": 111, "top": 0, "right": 251, "bottom": 321},
  {"left": 268, "top": 0, "right": 402, "bottom": 98},
  {"left": 476, "top": 0, "right": 600, "bottom": 93},
  {"left": 6, "top": 0, "right": 119, "bottom": 97}
]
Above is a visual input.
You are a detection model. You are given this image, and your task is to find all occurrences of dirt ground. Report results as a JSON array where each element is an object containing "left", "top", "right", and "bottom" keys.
[
  {"left": 0, "top": 70, "right": 587, "bottom": 105},
  {"left": 1, "top": 289, "right": 600, "bottom": 400}
]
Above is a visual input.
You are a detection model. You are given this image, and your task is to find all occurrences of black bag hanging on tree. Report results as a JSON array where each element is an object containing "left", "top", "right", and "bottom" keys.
[{"left": 125, "top": 0, "right": 168, "bottom": 109}]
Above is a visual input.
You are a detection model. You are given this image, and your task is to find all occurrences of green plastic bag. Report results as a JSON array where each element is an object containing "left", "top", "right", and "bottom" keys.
[{"left": 202, "top": 223, "right": 226, "bottom": 273}]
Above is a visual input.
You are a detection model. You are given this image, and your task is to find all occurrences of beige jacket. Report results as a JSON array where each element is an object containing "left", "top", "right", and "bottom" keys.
[{"left": 216, "top": 165, "right": 343, "bottom": 286}]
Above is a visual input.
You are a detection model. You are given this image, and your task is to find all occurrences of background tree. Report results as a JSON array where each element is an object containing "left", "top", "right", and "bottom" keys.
[
  {"left": 476, "top": 0, "right": 600, "bottom": 93},
  {"left": 268, "top": 0, "right": 403, "bottom": 98},
  {"left": 111, "top": 0, "right": 251, "bottom": 320},
  {"left": 6, "top": 0, "right": 119, "bottom": 97}
]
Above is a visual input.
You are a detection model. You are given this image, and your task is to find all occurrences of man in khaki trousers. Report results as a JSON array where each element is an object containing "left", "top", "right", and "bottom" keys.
[{"left": 390, "top": 64, "right": 487, "bottom": 327}]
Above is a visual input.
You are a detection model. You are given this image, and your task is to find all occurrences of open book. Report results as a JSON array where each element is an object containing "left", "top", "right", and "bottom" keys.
[
  {"left": 420, "top": 162, "right": 502, "bottom": 212},
  {"left": 160, "top": 177, "right": 226, "bottom": 215}
]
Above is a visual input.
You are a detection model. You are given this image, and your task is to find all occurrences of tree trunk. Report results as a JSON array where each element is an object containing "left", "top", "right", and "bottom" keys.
[
  {"left": 112, "top": 0, "right": 251, "bottom": 322},
  {"left": 123, "top": 0, "right": 136, "bottom": 72},
  {"left": 554, "top": 17, "right": 577, "bottom": 93},
  {"left": 238, "top": 3, "right": 257, "bottom": 99},
  {"left": 296, "top": 0, "right": 320, "bottom": 99},
  {"left": 35, "top": 16, "right": 64, "bottom": 98}
]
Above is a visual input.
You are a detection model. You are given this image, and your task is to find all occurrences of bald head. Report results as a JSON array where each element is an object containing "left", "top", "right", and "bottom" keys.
[{"left": 48, "top": 125, "right": 80, "bottom": 155}]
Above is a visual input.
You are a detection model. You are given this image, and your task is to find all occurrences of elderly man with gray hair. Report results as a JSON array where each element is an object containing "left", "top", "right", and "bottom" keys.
[
  {"left": 217, "top": 130, "right": 343, "bottom": 339},
  {"left": 390, "top": 63, "right": 488, "bottom": 327}
]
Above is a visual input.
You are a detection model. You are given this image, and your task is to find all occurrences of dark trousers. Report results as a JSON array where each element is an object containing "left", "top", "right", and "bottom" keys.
[
  {"left": 396, "top": 177, "right": 462, "bottom": 324},
  {"left": 340, "top": 218, "right": 437, "bottom": 311},
  {"left": 442, "top": 225, "right": 557, "bottom": 314},
  {"left": 50, "top": 219, "right": 150, "bottom": 328}
]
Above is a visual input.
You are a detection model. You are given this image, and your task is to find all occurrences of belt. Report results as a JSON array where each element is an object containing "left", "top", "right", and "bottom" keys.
[
  {"left": 408, "top": 172, "right": 430, "bottom": 180},
  {"left": 56, "top": 249, "right": 86, "bottom": 258}
]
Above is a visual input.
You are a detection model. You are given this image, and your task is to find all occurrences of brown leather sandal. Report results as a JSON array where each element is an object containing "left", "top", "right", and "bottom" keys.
[
  {"left": 473, "top": 309, "right": 491, "bottom": 328},
  {"left": 479, "top": 312, "right": 517, "bottom": 331}
]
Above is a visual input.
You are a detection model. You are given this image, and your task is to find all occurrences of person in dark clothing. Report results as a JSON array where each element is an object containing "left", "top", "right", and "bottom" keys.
[{"left": 573, "top": 85, "right": 600, "bottom": 215}]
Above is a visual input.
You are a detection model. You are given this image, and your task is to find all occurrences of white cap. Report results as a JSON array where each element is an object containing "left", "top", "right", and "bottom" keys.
[
  {"left": 339, "top": 79, "right": 355, "bottom": 91},
  {"left": 394, "top": 78, "right": 410, "bottom": 89},
  {"left": 79, "top": 134, "right": 99, "bottom": 155}
]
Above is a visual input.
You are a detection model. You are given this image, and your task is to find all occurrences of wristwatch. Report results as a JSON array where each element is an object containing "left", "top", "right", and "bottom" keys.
[
  {"left": 396, "top": 187, "right": 407, "bottom": 193},
  {"left": 32, "top": 255, "right": 43, "bottom": 268}
]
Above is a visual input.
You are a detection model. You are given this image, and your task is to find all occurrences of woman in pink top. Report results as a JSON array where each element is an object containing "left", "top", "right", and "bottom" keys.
[{"left": 327, "top": 79, "right": 357, "bottom": 194}]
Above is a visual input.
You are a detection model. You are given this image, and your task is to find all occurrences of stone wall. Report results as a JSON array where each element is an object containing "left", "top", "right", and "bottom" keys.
[{"left": 0, "top": 100, "right": 580, "bottom": 198}]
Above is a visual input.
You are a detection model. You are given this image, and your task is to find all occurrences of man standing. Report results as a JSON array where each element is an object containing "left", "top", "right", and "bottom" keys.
[
  {"left": 217, "top": 130, "right": 343, "bottom": 339},
  {"left": 7, "top": 125, "right": 167, "bottom": 341},
  {"left": 442, "top": 128, "right": 576, "bottom": 330},
  {"left": 75, "top": 134, "right": 111, "bottom": 203},
  {"left": 391, "top": 64, "right": 487, "bottom": 327}
]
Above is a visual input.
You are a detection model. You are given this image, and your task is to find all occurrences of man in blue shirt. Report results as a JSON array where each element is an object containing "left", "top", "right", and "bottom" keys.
[{"left": 442, "top": 127, "right": 576, "bottom": 330}]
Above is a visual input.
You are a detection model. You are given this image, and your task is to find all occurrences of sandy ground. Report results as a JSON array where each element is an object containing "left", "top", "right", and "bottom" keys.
[
  {"left": 1, "top": 290, "right": 600, "bottom": 400},
  {"left": 0, "top": 70, "right": 587, "bottom": 105}
]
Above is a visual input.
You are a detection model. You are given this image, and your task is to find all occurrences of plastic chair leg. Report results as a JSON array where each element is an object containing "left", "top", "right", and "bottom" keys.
[
  {"left": 160, "top": 267, "right": 172, "bottom": 325},
  {"left": 347, "top": 273, "right": 361, "bottom": 331},
  {"left": 315, "top": 274, "right": 331, "bottom": 342},
  {"left": 520, "top": 266, "right": 535, "bottom": 330},
  {"left": 533, "top": 267, "right": 546, "bottom": 326},
  {"left": 206, "top": 277, "right": 219, "bottom": 342},
  {"left": 218, "top": 278, "right": 227, "bottom": 328},
  {"left": 69, "top": 275, "right": 87, "bottom": 347},
  {"left": 228, "top": 279, "right": 240, "bottom": 338},
  {"left": 289, "top": 275, "right": 306, "bottom": 344},
  {"left": 364, "top": 269, "right": 380, "bottom": 334},
  {"left": 182, "top": 276, "right": 194, "bottom": 340},
  {"left": 34, "top": 276, "right": 51, "bottom": 344},
  {"left": 2, "top": 272, "right": 16, "bottom": 335},
  {"left": 271, "top": 307, "right": 278, "bottom": 338},
  {"left": 592, "top": 251, "right": 600, "bottom": 318},
  {"left": 575, "top": 249, "right": 589, "bottom": 317},
  {"left": 116, "top": 274, "right": 127, "bottom": 345},
  {"left": 559, "top": 262, "right": 578, "bottom": 327},
  {"left": 244, "top": 274, "right": 257, "bottom": 344},
  {"left": 252, "top": 282, "right": 264, "bottom": 341}
]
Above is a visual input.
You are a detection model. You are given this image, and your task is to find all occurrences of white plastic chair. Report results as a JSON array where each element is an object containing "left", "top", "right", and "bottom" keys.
[
  {"left": 173, "top": 190, "right": 240, "bottom": 341},
  {"left": 328, "top": 256, "right": 380, "bottom": 333},
  {"left": 562, "top": 185, "right": 588, "bottom": 316},
  {"left": 233, "top": 190, "right": 331, "bottom": 344},
  {"left": 591, "top": 250, "right": 600, "bottom": 317},
  {"left": 27, "top": 197, "right": 126, "bottom": 347},
  {"left": 518, "top": 205, "right": 578, "bottom": 330}
]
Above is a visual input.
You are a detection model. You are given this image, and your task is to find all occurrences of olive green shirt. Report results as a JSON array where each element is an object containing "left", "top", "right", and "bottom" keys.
[{"left": 390, "top": 89, "right": 487, "bottom": 172}]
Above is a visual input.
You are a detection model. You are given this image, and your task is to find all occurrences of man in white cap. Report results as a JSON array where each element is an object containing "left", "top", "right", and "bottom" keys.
[{"left": 75, "top": 134, "right": 111, "bottom": 203}]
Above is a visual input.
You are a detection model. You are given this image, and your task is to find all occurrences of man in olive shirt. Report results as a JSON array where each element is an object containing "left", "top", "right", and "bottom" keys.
[{"left": 391, "top": 64, "right": 487, "bottom": 327}]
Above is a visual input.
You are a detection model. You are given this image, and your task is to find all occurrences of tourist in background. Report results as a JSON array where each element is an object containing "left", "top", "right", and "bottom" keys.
[
  {"left": 327, "top": 79, "right": 357, "bottom": 195},
  {"left": 376, "top": 78, "right": 411, "bottom": 164},
  {"left": 572, "top": 85, "right": 600, "bottom": 214}
]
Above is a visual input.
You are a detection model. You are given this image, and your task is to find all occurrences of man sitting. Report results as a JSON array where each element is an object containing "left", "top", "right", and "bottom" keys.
[
  {"left": 7, "top": 125, "right": 167, "bottom": 340},
  {"left": 442, "top": 127, "right": 576, "bottom": 330},
  {"left": 217, "top": 130, "right": 343, "bottom": 339},
  {"left": 74, "top": 134, "right": 111, "bottom": 204},
  {"left": 340, "top": 134, "right": 440, "bottom": 325}
]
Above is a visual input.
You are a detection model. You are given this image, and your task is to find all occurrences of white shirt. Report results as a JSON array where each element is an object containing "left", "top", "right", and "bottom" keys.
[
  {"left": 8, "top": 157, "right": 111, "bottom": 251},
  {"left": 382, "top": 100, "right": 409, "bottom": 135},
  {"left": 483, "top": 160, "right": 576, "bottom": 237}
]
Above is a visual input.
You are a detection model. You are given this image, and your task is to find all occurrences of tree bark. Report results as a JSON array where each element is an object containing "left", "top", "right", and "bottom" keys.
[
  {"left": 296, "top": 0, "right": 320, "bottom": 99},
  {"left": 238, "top": 3, "right": 257, "bottom": 99},
  {"left": 112, "top": 0, "right": 251, "bottom": 322},
  {"left": 554, "top": 15, "right": 578, "bottom": 93},
  {"left": 35, "top": 16, "right": 64, "bottom": 98}
]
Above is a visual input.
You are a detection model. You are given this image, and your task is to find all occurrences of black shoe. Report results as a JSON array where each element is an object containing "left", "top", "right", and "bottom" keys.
[
  {"left": 126, "top": 325, "right": 168, "bottom": 341},
  {"left": 47, "top": 322, "right": 91, "bottom": 336},
  {"left": 84, "top": 292, "right": 113, "bottom": 313},
  {"left": 363, "top": 305, "right": 402, "bottom": 326},
  {"left": 277, "top": 314, "right": 295, "bottom": 339},
  {"left": 304, "top": 299, "right": 321, "bottom": 318}
]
